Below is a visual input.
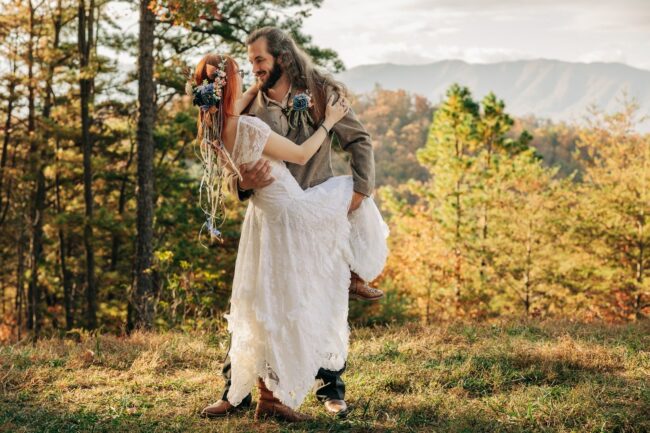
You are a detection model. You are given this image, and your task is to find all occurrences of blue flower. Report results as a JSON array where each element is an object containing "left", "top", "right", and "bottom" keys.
[
  {"left": 200, "top": 83, "right": 215, "bottom": 96},
  {"left": 192, "top": 81, "right": 221, "bottom": 111},
  {"left": 292, "top": 93, "right": 311, "bottom": 112}
]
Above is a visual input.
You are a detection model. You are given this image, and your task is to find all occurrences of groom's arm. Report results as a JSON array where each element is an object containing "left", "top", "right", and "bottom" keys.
[
  {"left": 225, "top": 171, "right": 253, "bottom": 201},
  {"left": 225, "top": 160, "right": 274, "bottom": 202},
  {"left": 329, "top": 90, "right": 375, "bottom": 200}
]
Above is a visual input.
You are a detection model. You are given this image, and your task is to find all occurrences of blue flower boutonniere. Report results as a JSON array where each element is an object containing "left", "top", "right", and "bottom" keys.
[{"left": 286, "top": 91, "right": 314, "bottom": 136}]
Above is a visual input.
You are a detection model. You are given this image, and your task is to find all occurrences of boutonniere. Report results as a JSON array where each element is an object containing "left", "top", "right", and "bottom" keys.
[{"left": 284, "top": 90, "right": 314, "bottom": 136}]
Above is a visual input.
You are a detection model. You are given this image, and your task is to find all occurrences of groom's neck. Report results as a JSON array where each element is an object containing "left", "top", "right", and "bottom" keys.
[{"left": 267, "top": 74, "right": 291, "bottom": 104}]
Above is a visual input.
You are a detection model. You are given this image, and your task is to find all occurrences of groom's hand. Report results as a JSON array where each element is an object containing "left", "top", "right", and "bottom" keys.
[
  {"left": 238, "top": 159, "right": 275, "bottom": 191},
  {"left": 348, "top": 191, "right": 366, "bottom": 214}
]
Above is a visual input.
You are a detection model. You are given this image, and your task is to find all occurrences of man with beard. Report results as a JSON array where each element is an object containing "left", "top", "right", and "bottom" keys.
[{"left": 201, "top": 26, "right": 381, "bottom": 419}]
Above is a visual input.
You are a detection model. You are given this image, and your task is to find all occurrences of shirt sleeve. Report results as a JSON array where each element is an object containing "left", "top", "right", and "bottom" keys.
[{"left": 329, "top": 88, "right": 375, "bottom": 196}]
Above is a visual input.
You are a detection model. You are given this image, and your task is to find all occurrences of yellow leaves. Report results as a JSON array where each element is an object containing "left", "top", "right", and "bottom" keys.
[{"left": 154, "top": 250, "right": 174, "bottom": 264}]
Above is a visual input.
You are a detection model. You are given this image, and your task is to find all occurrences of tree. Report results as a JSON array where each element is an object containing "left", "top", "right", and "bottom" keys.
[
  {"left": 488, "top": 153, "right": 574, "bottom": 316},
  {"left": 349, "top": 86, "right": 432, "bottom": 187},
  {"left": 572, "top": 102, "right": 650, "bottom": 320},
  {"left": 416, "top": 84, "right": 481, "bottom": 313},
  {"left": 132, "top": 0, "right": 157, "bottom": 330},
  {"left": 77, "top": 0, "right": 98, "bottom": 329}
]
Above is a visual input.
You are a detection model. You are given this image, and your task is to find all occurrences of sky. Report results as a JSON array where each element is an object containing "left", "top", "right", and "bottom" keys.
[{"left": 301, "top": 0, "right": 650, "bottom": 70}]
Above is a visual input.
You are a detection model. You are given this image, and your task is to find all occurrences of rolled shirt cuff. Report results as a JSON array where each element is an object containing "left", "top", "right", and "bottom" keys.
[{"left": 353, "top": 180, "right": 373, "bottom": 198}]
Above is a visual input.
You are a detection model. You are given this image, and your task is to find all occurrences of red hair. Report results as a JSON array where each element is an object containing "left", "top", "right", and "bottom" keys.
[
  {"left": 192, "top": 54, "right": 242, "bottom": 245},
  {"left": 193, "top": 53, "right": 239, "bottom": 118}
]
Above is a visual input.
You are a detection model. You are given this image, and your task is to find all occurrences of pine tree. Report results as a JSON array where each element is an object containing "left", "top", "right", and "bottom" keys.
[
  {"left": 572, "top": 102, "right": 650, "bottom": 320},
  {"left": 417, "top": 84, "right": 481, "bottom": 314}
]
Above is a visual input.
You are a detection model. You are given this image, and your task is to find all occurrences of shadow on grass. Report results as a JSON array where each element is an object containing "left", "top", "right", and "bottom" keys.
[
  {"left": 446, "top": 321, "right": 650, "bottom": 354},
  {"left": 0, "top": 398, "right": 411, "bottom": 433},
  {"left": 425, "top": 350, "right": 629, "bottom": 398},
  {"left": 0, "top": 401, "right": 187, "bottom": 433}
]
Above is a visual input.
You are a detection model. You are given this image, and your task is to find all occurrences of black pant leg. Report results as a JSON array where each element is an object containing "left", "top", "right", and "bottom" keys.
[{"left": 314, "top": 363, "right": 346, "bottom": 401}]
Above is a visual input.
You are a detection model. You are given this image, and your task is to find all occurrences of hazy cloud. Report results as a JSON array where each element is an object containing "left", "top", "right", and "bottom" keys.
[{"left": 303, "top": 0, "right": 650, "bottom": 70}]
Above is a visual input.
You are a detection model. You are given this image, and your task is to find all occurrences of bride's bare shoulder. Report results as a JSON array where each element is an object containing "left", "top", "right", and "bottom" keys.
[{"left": 222, "top": 116, "right": 240, "bottom": 152}]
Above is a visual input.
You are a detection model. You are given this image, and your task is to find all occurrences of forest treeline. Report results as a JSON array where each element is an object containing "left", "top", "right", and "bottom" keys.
[
  {"left": 366, "top": 86, "right": 649, "bottom": 324},
  {"left": 1, "top": 0, "right": 648, "bottom": 342}
]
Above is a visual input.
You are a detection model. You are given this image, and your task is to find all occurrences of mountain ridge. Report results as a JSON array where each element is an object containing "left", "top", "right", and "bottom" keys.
[{"left": 336, "top": 59, "right": 650, "bottom": 130}]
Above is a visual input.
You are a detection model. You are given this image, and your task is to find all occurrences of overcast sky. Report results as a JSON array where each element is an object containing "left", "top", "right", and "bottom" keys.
[{"left": 302, "top": 0, "right": 650, "bottom": 70}]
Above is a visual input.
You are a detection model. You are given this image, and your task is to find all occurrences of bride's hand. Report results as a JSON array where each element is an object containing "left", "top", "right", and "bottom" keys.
[
  {"left": 323, "top": 94, "right": 350, "bottom": 129},
  {"left": 250, "top": 78, "right": 261, "bottom": 93},
  {"left": 244, "top": 80, "right": 260, "bottom": 96}
]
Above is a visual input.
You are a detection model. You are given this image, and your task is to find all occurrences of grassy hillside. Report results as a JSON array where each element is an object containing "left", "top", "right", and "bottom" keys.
[{"left": 1, "top": 321, "right": 649, "bottom": 432}]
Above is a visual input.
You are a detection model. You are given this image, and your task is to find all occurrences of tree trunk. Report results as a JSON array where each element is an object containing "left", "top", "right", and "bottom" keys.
[
  {"left": 132, "top": 0, "right": 156, "bottom": 330},
  {"left": 35, "top": 0, "right": 64, "bottom": 332},
  {"left": 523, "top": 221, "right": 533, "bottom": 317},
  {"left": 79, "top": 0, "right": 97, "bottom": 329},
  {"left": 479, "top": 141, "right": 493, "bottom": 287},
  {"left": 55, "top": 137, "right": 74, "bottom": 330},
  {"left": 453, "top": 134, "right": 463, "bottom": 309},
  {"left": 26, "top": 0, "right": 45, "bottom": 339},
  {"left": 16, "top": 232, "right": 26, "bottom": 340},
  {"left": 0, "top": 70, "right": 17, "bottom": 227},
  {"left": 0, "top": 46, "right": 19, "bottom": 226},
  {"left": 454, "top": 182, "right": 462, "bottom": 307},
  {"left": 635, "top": 215, "right": 645, "bottom": 320},
  {"left": 110, "top": 136, "right": 135, "bottom": 271},
  {"left": 1, "top": 277, "right": 5, "bottom": 318}
]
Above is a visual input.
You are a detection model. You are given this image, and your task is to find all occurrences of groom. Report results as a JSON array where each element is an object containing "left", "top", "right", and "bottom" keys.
[{"left": 202, "top": 26, "right": 380, "bottom": 418}]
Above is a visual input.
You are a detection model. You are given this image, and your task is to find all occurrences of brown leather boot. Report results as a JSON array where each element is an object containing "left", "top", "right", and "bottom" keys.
[
  {"left": 254, "top": 378, "right": 310, "bottom": 422},
  {"left": 200, "top": 400, "right": 238, "bottom": 418},
  {"left": 349, "top": 272, "right": 384, "bottom": 301}
]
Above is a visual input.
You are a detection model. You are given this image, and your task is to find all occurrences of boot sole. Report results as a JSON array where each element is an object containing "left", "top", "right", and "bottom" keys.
[
  {"left": 201, "top": 411, "right": 231, "bottom": 418},
  {"left": 349, "top": 293, "right": 384, "bottom": 302},
  {"left": 201, "top": 403, "right": 251, "bottom": 418}
]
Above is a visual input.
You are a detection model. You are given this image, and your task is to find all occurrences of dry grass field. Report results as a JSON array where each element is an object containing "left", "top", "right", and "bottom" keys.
[{"left": 1, "top": 321, "right": 649, "bottom": 432}]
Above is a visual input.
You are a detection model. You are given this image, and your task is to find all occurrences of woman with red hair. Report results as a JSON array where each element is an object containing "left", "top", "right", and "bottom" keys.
[{"left": 191, "top": 54, "right": 388, "bottom": 422}]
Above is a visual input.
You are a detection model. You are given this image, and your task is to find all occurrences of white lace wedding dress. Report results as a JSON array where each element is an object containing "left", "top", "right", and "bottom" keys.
[{"left": 225, "top": 116, "right": 389, "bottom": 409}]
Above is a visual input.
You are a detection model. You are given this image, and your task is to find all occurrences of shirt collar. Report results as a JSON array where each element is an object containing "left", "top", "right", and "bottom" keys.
[{"left": 261, "top": 84, "right": 293, "bottom": 108}]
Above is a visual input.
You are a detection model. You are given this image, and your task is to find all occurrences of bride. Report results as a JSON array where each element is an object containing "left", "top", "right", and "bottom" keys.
[{"left": 191, "top": 53, "right": 388, "bottom": 422}]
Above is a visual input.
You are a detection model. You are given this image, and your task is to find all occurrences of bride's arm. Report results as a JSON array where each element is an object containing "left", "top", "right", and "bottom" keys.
[
  {"left": 234, "top": 82, "right": 260, "bottom": 115},
  {"left": 262, "top": 95, "right": 349, "bottom": 165}
]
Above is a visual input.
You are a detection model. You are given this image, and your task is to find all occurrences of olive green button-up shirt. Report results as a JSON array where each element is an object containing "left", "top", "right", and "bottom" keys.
[{"left": 229, "top": 86, "right": 375, "bottom": 200}]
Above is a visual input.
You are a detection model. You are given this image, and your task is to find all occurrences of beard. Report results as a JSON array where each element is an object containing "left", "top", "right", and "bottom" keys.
[{"left": 260, "top": 61, "right": 283, "bottom": 92}]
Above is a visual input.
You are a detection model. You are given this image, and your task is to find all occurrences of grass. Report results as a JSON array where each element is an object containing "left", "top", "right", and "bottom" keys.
[{"left": 1, "top": 321, "right": 649, "bottom": 432}]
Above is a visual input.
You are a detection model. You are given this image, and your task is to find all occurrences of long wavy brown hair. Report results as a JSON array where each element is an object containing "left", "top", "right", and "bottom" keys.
[{"left": 246, "top": 27, "right": 347, "bottom": 124}]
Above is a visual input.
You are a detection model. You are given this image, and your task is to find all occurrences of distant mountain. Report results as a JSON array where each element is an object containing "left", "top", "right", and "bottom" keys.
[{"left": 336, "top": 59, "right": 650, "bottom": 130}]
